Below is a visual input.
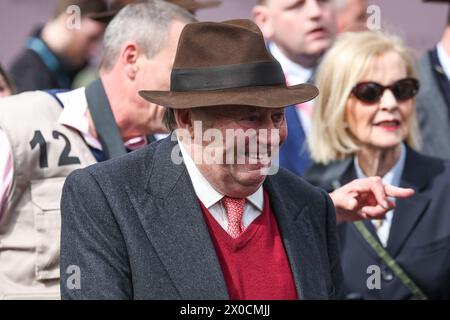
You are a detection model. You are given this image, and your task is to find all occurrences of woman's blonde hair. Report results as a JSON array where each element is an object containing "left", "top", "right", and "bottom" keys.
[{"left": 308, "top": 31, "right": 421, "bottom": 164}]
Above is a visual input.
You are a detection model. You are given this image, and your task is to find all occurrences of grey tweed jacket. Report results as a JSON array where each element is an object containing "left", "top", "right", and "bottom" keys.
[{"left": 60, "top": 137, "right": 343, "bottom": 299}]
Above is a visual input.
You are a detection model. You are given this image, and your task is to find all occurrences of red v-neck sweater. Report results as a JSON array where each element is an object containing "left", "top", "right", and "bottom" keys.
[{"left": 199, "top": 191, "right": 298, "bottom": 300}]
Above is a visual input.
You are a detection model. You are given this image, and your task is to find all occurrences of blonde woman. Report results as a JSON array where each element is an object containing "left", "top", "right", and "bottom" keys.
[{"left": 306, "top": 31, "right": 450, "bottom": 299}]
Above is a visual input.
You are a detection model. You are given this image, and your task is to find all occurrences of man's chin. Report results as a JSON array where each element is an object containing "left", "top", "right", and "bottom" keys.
[
  {"left": 305, "top": 40, "right": 331, "bottom": 57},
  {"left": 236, "top": 169, "right": 267, "bottom": 187}
]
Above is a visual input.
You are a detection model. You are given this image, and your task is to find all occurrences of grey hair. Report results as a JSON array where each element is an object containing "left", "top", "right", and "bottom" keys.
[{"left": 100, "top": 0, "right": 196, "bottom": 71}]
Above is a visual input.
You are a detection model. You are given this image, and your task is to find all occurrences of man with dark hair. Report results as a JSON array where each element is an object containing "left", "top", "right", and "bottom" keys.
[
  {"left": 416, "top": 0, "right": 450, "bottom": 159},
  {"left": 9, "top": 0, "right": 107, "bottom": 92}
]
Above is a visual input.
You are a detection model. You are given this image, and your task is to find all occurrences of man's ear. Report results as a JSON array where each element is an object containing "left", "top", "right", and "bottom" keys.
[
  {"left": 174, "top": 109, "right": 194, "bottom": 133},
  {"left": 121, "top": 43, "right": 139, "bottom": 80},
  {"left": 252, "top": 5, "right": 274, "bottom": 40}
]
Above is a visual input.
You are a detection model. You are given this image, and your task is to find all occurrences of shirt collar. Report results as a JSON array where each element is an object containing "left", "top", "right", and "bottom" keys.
[
  {"left": 354, "top": 143, "right": 407, "bottom": 187},
  {"left": 437, "top": 42, "right": 450, "bottom": 82},
  {"left": 177, "top": 137, "right": 263, "bottom": 211},
  {"left": 56, "top": 87, "right": 103, "bottom": 150},
  {"left": 56, "top": 87, "right": 148, "bottom": 151},
  {"left": 268, "top": 42, "right": 313, "bottom": 85}
]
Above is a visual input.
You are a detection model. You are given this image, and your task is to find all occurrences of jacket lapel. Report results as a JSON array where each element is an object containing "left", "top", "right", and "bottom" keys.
[
  {"left": 339, "top": 162, "right": 384, "bottom": 259},
  {"left": 339, "top": 149, "right": 432, "bottom": 258},
  {"left": 386, "top": 148, "right": 431, "bottom": 257},
  {"left": 264, "top": 176, "right": 328, "bottom": 299},
  {"left": 128, "top": 138, "right": 228, "bottom": 299}
]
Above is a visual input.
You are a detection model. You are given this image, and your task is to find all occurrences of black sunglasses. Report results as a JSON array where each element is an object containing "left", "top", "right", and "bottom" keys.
[{"left": 351, "top": 78, "right": 420, "bottom": 104}]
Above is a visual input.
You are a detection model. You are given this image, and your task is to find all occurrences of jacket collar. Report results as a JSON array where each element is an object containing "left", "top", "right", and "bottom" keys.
[{"left": 128, "top": 137, "right": 328, "bottom": 299}]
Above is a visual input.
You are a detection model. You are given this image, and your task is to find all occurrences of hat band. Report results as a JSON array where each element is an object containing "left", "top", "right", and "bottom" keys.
[{"left": 170, "top": 61, "right": 286, "bottom": 92}]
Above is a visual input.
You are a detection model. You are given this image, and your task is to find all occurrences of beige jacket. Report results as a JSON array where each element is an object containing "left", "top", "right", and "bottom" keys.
[{"left": 0, "top": 91, "right": 96, "bottom": 299}]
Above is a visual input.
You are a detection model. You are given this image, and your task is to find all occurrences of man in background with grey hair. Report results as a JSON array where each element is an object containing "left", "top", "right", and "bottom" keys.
[{"left": 0, "top": 0, "right": 195, "bottom": 299}]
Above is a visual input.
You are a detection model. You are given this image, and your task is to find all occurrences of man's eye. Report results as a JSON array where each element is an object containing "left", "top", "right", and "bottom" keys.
[
  {"left": 272, "top": 113, "right": 284, "bottom": 123},
  {"left": 244, "top": 116, "right": 259, "bottom": 122}
]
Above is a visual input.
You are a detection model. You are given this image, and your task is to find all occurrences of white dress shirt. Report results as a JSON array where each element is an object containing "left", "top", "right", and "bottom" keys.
[
  {"left": 437, "top": 42, "right": 450, "bottom": 82},
  {"left": 178, "top": 139, "right": 263, "bottom": 231},
  {"left": 354, "top": 143, "right": 407, "bottom": 247},
  {"left": 269, "top": 42, "right": 314, "bottom": 135}
]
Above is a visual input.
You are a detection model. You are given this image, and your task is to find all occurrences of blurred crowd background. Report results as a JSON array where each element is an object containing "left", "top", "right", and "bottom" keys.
[{"left": 0, "top": 0, "right": 448, "bottom": 69}]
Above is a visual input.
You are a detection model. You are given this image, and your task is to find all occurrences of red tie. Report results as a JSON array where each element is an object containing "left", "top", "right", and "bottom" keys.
[{"left": 222, "top": 197, "right": 246, "bottom": 239}]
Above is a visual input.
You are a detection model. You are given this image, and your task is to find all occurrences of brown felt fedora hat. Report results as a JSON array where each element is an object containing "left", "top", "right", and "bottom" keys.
[
  {"left": 168, "top": 0, "right": 221, "bottom": 11},
  {"left": 90, "top": 0, "right": 221, "bottom": 23},
  {"left": 88, "top": 0, "right": 137, "bottom": 23},
  {"left": 139, "top": 19, "right": 319, "bottom": 109}
]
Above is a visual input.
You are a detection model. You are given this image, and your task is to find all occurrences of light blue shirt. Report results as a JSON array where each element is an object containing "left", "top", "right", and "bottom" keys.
[{"left": 354, "top": 143, "right": 407, "bottom": 246}]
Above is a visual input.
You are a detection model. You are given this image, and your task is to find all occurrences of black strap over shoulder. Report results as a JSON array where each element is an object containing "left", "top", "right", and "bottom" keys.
[{"left": 85, "top": 79, "right": 126, "bottom": 160}]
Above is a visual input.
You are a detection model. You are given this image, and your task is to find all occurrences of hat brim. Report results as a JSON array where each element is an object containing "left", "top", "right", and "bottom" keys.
[
  {"left": 88, "top": 1, "right": 221, "bottom": 23},
  {"left": 139, "top": 83, "right": 319, "bottom": 109},
  {"left": 88, "top": 10, "right": 119, "bottom": 23},
  {"left": 178, "top": 0, "right": 221, "bottom": 10}
]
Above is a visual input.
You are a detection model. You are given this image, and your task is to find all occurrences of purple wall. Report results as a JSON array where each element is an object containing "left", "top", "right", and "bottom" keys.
[
  {"left": 0, "top": 0, "right": 56, "bottom": 67},
  {"left": 0, "top": 0, "right": 448, "bottom": 69},
  {"left": 365, "top": 0, "right": 448, "bottom": 57}
]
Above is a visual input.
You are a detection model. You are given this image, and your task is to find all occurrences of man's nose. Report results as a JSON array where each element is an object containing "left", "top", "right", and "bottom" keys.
[
  {"left": 257, "top": 127, "right": 281, "bottom": 150},
  {"left": 305, "top": 0, "right": 324, "bottom": 19}
]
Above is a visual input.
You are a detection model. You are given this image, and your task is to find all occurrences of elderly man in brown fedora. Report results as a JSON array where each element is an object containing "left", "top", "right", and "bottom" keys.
[{"left": 60, "top": 19, "right": 414, "bottom": 300}]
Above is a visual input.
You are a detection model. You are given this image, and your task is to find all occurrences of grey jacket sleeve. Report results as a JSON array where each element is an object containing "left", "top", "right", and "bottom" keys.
[{"left": 60, "top": 168, "right": 132, "bottom": 299}]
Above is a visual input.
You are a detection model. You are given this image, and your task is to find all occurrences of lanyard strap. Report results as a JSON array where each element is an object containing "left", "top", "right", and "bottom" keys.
[
  {"left": 26, "top": 37, "right": 71, "bottom": 88},
  {"left": 353, "top": 221, "right": 428, "bottom": 300},
  {"left": 85, "top": 79, "right": 127, "bottom": 160}
]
